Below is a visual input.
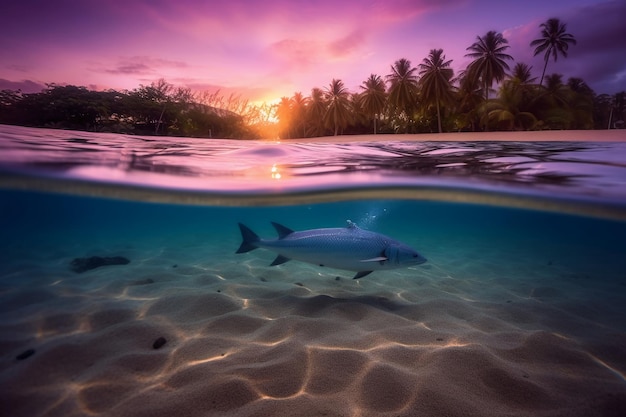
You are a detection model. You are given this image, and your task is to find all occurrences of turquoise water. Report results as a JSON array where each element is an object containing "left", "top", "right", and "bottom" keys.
[
  {"left": 2, "top": 189, "right": 626, "bottom": 283},
  {"left": 1, "top": 125, "right": 626, "bottom": 416}
]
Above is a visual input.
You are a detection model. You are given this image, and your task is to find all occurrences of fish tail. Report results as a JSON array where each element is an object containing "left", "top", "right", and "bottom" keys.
[{"left": 236, "top": 223, "right": 260, "bottom": 253}]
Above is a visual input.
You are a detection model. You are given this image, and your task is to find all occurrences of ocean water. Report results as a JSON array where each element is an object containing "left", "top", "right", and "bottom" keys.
[{"left": 1, "top": 124, "right": 626, "bottom": 417}]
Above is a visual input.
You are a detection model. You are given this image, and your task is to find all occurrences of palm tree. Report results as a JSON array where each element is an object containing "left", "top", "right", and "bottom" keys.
[
  {"left": 544, "top": 74, "right": 569, "bottom": 107},
  {"left": 486, "top": 77, "right": 538, "bottom": 131},
  {"left": 275, "top": 96, "right": 293, "bottom": 139},
  {"left": 567, "top": 77, "right": 593, "bottom": 96},
  {"left": 455, "top": 70, "right": 484, "bottom": 131},
  {"left": 349, "top": 93, "right": 367, "bottom": 131},
  {"left": 306, "top": 87, "right": 327, "bottom": 137},
  {"left": 536, "top": 73, "right": 572, "bottom": 129},
  {"left": 566, "top": 77, "right": 594, "bottom": 129},
  {"left": 386, "top": 58, "right": 419, "bottom": 121},
  {"left": 418, "top": 49, "right": 455, "bottom": 133},
  {"left": 531, "top": 18, "right": 576, "bottom": 87},
  {"left": 509, "top": 62, "right": 539, "bottom": 111},
  {"left": 323, "top": 79, "right": 352, "bottom": 136},
  {"left": 291, "top": 92, "right": 307, "bottom": 138},
  {"left": 359, "top": 74, "right": 387, "bottom": 134},
  {"left": 510, "top": 63, "right": 537, "bottom": 84},
  {"left": 465, "top": 31, "right": 514, "bottom": 102}
]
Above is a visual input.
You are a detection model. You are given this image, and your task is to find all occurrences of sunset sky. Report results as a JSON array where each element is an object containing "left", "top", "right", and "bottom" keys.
[{"left": 1, "top": 0, "right": 624, "bottom": 104}]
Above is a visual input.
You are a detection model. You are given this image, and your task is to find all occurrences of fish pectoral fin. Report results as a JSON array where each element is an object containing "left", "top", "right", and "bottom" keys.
[
  {"left": 353, "top": 271, "right": 373, "bottom": 279},
  {"left": 270, "top": 254, "right": 290, "bottom": 266},
  {"left": 359, "top": 257, "right": 388, "bottom": 262}
]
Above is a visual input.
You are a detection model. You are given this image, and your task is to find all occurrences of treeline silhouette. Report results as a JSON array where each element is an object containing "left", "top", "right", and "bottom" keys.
[{"left": 0, "top": 79, "right": 272, "bottom": 139}]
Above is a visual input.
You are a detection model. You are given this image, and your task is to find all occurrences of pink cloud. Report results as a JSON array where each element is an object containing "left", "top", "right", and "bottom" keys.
[
  {"left": 120, "top": 0, "right": 452, "bottom": 46},
  {"left": 184, "top": 81, "right": 277, "bottom": 102},
  {"left": 368, "top": 0, "right": 467, "bottom": 23},
  {"left": 268, "top": 39, "right": 321, "bottom": 70},
  {"left": 267, "top": 31, "right": 367, "bottom": 67},
  {"left": 2, "top": 0, "right": 622, "bottom": 106},
  {"left": 328, "top": 30, "right": 368, "bottom": 58}
]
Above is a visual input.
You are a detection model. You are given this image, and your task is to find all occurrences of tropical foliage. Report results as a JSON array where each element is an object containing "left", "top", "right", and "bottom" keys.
[
  {"left": 0, "top": 80, "right": 271, "bottom": 138},
  {"left": 1, "top": 18, "right": 623, "bottom": 138}
]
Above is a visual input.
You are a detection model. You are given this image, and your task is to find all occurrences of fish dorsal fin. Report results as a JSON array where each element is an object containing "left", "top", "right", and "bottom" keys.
[
  {"left": 346, "top": 220, "right": 359, "bottom": 230},
  {"left": 271, "top": 222, "right": 294, "bottom": 239}
]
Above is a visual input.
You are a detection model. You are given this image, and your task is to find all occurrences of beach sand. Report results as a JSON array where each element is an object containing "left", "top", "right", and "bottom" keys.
[{"left": 1, "top": 230, "right": 625, "bottom": 417}]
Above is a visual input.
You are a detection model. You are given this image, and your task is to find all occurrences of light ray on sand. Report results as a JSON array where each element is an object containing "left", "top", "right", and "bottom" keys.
[
  {"left": 114, "top": 287, "right": 160, "bottom": 301},
  {"left": 416, "top": 321, "right": 432, "bottom": 330},
  {"left": 186, "top": 354, "right": 229, "bottom": 366},
  {"left": 588, "top": 354, "right": 626, "bottom": 382}
]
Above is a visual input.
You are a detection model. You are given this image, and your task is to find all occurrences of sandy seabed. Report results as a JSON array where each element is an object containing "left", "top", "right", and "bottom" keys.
[{"left": 1, "top": 233, "right": 625, "bottom": 417}]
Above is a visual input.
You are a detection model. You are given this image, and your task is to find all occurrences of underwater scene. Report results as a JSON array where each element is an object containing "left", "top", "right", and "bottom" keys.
[{"left": 1, "top": 125, "right": 626, "bottom": 417}]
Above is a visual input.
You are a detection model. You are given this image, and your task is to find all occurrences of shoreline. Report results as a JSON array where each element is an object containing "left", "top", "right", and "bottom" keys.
[
  {"left": 0, "top": 124, "right": 624, "bottom": 142},
  {"left": 292, "top": 129, "right": 625, "bottom": 142}
]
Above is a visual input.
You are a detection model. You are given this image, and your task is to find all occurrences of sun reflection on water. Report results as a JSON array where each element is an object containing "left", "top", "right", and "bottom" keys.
[{"left": 271, "top": 164, "right": 281, "bottom": 180}]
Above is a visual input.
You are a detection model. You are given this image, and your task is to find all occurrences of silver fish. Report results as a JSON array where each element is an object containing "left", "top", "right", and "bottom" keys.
[{"left": 236, "top": 220, "right": 427, "bottom": 279}]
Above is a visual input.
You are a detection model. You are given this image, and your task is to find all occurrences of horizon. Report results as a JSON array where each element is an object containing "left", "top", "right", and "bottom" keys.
[{"left": 1, "top": 0, "right": 625, "bottom": 104}]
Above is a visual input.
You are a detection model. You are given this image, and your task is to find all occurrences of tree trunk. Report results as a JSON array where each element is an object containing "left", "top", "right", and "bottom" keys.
[
  {"left": 436, "top": 99, "right": 442, "bottom": 133},
  {"left": 155, "top": 104, "right": 166, "bottom": 135},
  {"left": 484, "top": 80, "right": 490, "bottom": 132},
  {"left": 539, "top": 55, "right": 549, "bottom": 86}
]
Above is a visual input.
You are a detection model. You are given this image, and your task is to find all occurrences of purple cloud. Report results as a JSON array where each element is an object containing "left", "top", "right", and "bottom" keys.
[
  {"left": 100, "top": 56, "right": 190, "bottom": 76},
  {"left": 0, "top": 79, "right": 46, "bottom": 93},
  {"left": 506, "top": 1, "right": 626, "bottom": 93},
  {"left": 564, "top": 1, "right": 626, "bottom": 93}
]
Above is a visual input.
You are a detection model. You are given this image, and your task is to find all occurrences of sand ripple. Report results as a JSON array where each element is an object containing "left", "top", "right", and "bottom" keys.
[{"left": 1, "top": 257, "right": 626, "bottom": 417}]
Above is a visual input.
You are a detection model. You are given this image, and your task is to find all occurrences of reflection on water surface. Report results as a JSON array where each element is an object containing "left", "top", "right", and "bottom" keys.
[{"left": 1, "top": 125, "right": 625, "bottom": 217}]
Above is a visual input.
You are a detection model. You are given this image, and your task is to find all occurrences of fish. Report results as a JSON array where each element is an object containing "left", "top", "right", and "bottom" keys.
[{"left": 236, "top": 220, "right": 427, "bottom": 279}]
